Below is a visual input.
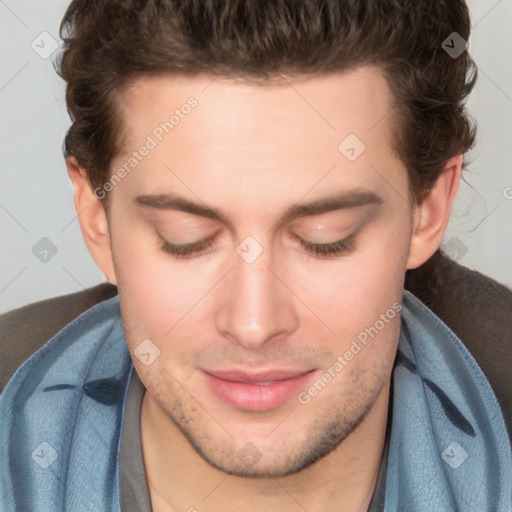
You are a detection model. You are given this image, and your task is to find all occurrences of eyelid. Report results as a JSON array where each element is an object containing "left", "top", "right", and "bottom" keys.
[
  {"left": 158, "top": 234, "right": 214, "bottom": 258},
  {"left": 159, "top": 230, "right": 357, "bottom": 260},
  {"left": 290, "top": 230, "right": 346, "bottom": 246}
]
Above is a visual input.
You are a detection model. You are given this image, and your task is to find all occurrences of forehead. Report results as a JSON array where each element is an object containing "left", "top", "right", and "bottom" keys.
[
  {"left": 110, "top": 67, "right": 404, "bottom": 215},
  {"left": 116, "top": 66, "right": 397, "bottom": 151}
]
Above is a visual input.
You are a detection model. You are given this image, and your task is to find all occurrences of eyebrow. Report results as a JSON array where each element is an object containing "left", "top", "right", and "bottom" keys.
[{"left": 135, "top": 188, "right": 383, "bottom": 225}]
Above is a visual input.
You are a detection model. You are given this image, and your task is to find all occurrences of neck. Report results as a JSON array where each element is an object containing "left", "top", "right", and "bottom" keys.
[{"left": 141, "top": 383, "right": 390, "bottom": 512}]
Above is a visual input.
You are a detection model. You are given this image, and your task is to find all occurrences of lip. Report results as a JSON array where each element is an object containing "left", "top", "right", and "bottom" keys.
[{"left": 201, "top": 368, "right": 317, "bottom": 411}]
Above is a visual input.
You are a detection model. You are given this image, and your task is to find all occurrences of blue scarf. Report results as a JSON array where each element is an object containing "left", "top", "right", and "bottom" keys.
[{"left": 1, "top": 291, "right": 511, "bottom": 511}]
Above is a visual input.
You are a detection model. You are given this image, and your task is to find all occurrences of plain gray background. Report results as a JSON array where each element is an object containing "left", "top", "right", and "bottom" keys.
[{"left": 1, "top": 0, "right": 511, "bottom": 314}]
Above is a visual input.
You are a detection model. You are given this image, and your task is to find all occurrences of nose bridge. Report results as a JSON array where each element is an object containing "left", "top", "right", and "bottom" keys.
[{"left": 219, "top": 234, "right": 295, "bottom": 350}]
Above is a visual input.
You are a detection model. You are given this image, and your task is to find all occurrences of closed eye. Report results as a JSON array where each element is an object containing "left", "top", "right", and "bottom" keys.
[
  {"left": 159, "top": 233, "right": 356, "bottom": 260},
  {"left": 160, "top": 237, "right": 214, "bottom": 259}
]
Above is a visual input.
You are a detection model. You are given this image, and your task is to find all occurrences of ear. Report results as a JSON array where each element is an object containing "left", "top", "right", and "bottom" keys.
[
  {"left": 66, "top": 156, "right": 117, "bottom": 285},
  {"left": 406, "top": 154, "right": 463, "bottom": 270}
]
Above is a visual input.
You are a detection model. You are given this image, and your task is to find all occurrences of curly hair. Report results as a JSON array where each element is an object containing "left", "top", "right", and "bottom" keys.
[{"left": 56, "top": 0, "right": 477, "bottom": 207}]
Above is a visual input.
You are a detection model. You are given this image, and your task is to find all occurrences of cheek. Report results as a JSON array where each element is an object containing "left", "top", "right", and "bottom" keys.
[
  {"left": 109, "top": 215, "right": 188, "bottom": 339},
  {"left": 307, "top": 225, "right": 408, "bottom": 336},
  {"left": 111, "top": 228, "right": 226, "bottom": 358},
  {"left": 114, "top": 248, "right": 192, "bottom": 339}
]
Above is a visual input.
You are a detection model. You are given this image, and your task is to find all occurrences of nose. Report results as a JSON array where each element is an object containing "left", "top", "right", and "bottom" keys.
[{"left": 216, "top": 240, "right": 298, "bottom": 351}]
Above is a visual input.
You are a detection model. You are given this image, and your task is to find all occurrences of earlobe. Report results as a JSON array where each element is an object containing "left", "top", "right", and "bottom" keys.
[
  {"left": 66, "top": 157, "right": 117, "bottom": 285},
  {"left": 406, "top": 154, "right": 463, "bottom": 270}
]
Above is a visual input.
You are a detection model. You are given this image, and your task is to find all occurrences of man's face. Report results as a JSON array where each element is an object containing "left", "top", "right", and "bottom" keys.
[{"left": 108, "top": 67, "right": 413, "bottom": 477}]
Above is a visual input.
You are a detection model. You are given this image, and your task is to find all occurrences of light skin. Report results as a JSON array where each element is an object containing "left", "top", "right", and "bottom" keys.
[{"left": 67, "top": 66, "right": 461, "bottom": 511}]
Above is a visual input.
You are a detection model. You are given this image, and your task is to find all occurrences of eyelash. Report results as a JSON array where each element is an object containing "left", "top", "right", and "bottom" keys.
[
  {"left": 160, "top": 235, "right": 356, "bottom": 259},
  {"left": 299, "top": 236, "right": 356, "bottom": 258}
]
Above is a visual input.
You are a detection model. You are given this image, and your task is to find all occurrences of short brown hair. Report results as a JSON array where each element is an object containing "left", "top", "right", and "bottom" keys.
[{"left": 57, "top": 0, "right": 477, "bottom": 206}]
